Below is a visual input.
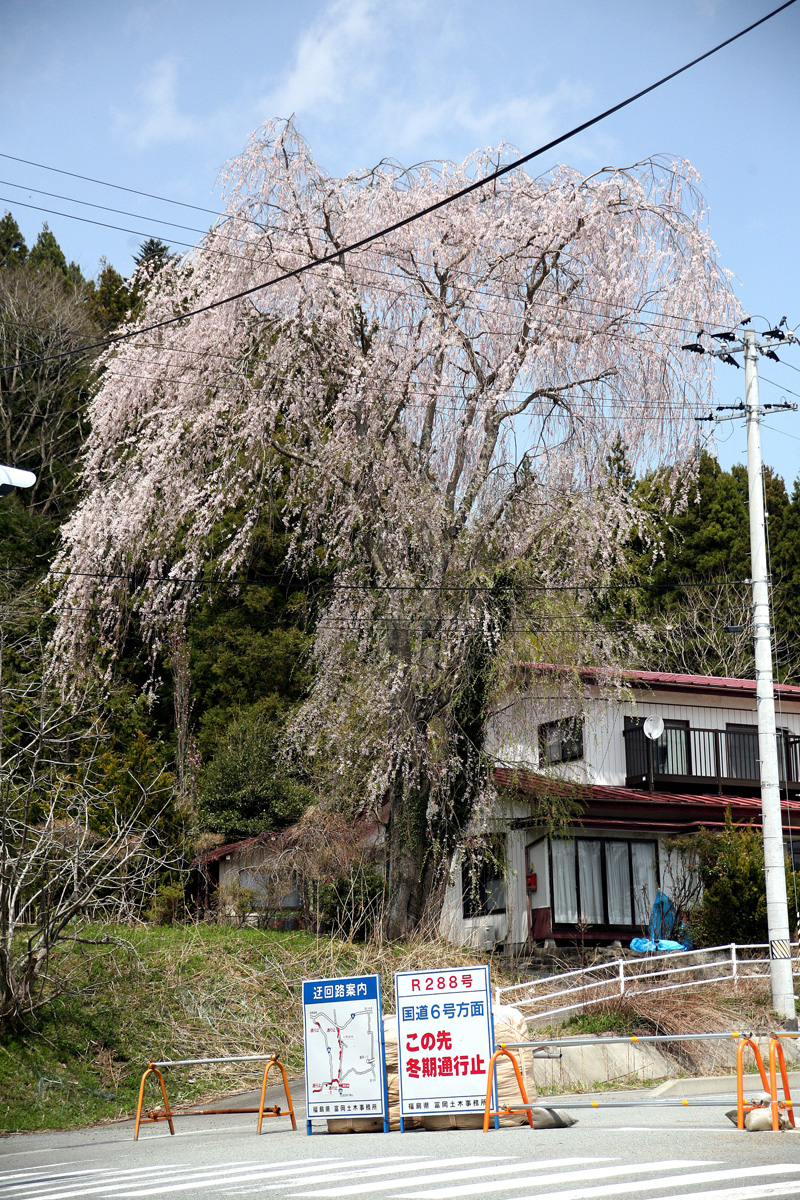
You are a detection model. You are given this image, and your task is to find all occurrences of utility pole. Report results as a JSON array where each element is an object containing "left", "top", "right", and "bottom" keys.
[{"left": 688, "top": 320, "right": 798, "bottom": 1026}]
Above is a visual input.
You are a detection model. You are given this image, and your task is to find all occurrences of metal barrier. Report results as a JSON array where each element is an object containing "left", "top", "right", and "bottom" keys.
[
  {"left": 495, "top": 943, "right": 800, "bottom": 1025},
  {"left": 134, "top": 1053, "right": 296, "bottom": 1140},
  {"left": 481, "top": 1031, "right": 796, "bottom": 1132},
  {"left": 483, "top": 1044, "right": 536, "bottom": 1133}
]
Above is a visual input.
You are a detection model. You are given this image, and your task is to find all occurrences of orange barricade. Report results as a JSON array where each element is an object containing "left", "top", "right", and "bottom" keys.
[
  {"left": 736, "top": 1036, "right": 776, "bottom": 1130},
  {"left": 768, "top": 1037, "right": 795, "bottom": 1132},
  {"left": 134, "top": 1053, "right": 296, "bottom": 1140},
  {"left": 482, "top": 1044, "right": 535, "bottom": 1133}
]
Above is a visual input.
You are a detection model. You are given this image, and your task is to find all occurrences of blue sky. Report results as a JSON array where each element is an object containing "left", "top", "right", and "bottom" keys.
[{"left": 2, "top": 0, "right": 799, "bottom": 480}]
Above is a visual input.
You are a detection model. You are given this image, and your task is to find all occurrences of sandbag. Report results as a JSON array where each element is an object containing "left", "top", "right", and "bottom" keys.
[
  {"left": 327, "top": 1002, "right": 550, "bottom": 1133},
  {"left": 479, "top": 1003, "right": 539, "bottom": 1129},
  {"left": 745, "top": 1107, "right": 791, "bottom": 1131},
  {"left": 724, "top": 1102, "right": 792, "bottom": 1131},
  {"left": 529, "top": 1107, "right": 577, "bottom": 1129}
]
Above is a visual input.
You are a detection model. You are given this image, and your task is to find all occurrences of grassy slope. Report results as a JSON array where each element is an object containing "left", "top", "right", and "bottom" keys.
[{"left": 0, "top": 924, "right": 513, "bottom": 1133}]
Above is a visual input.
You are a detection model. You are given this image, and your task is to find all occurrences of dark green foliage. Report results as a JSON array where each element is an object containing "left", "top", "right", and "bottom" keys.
[
  {"left": 146, "top": 883, "right": 187, "bottom": 926},
  {"left": 27, "top": 223, "right": 68, "bottom": 275},
  {"left": 0, "top": 258, "right": 97, "bottom": 572},
  {"left": 600, "top": 449, "right": 800, "bottom": 682},
  {"left": 85, "top": 260, "right": 131, "bottom": 332},
  {"left": 196, "top": 699, "right": 314, "bottom": 842},
  {"left": 685, "top": 812, "right": 799, "bottom": 947},
  {"left": 317, "top": 866, "right": 386, "bottom": 940},
  {"left": 0, "top": 211, "right": 27, "bottom": 267},
  {"left": 635, "top": 454, "right": 753, "bottom": 593},
  {"left": 133, "top": 237, "right": 173, "bottom": 270},
  {"left": 190, "top": 581, "right": 311, "bottom": 760}
]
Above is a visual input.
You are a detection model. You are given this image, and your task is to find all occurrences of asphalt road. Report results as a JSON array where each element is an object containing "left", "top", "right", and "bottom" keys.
[{"left": 3, "top": 1085, "right": 800, "bottom": 1200}]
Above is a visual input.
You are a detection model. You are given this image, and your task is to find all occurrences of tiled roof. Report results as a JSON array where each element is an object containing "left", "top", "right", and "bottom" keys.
[
  {"left": 191, "top": 832, "right": 277, "bottom": 867},
  {"left": 493, "top": 766, "right": 800, "bottom": 821},
  {"left": 514, "top": 663, "right": 800, "bottom": 700}
]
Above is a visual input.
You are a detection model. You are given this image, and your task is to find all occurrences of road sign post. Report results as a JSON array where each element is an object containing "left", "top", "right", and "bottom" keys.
[
  {"left": 395, "top": 965, "right": 495, "bottom": 1131},
  {"left": 302, "top": 973, "right": 389, "bottom": 1135}
]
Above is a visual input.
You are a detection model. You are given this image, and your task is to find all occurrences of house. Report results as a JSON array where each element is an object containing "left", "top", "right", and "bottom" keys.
[{"left": 439, "top": 667, "right": 800, "bottom": 954}]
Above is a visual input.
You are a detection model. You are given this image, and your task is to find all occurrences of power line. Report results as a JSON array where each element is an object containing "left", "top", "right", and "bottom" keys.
[
  {"left": 0, "top": 194, "right": 203, "bottom": 252},
  {"left": 2, "top": 0, "right": 793, "bottom": 375},
  {"left": 0, "top": 151, "right": 258, "bottom": 223},
  {"left": 2, "top": 561, "right": 752, "bottom": 594},
  {"left": 0, "top": 181, "right": 738, "bottom": 339},
  {"left": 0, "top": 187, "right": 735, "bottom": 343},
  {"left": 0, "top": 180, "right": 217, "bottom": 237},
  {"left": 758, "top": 374, "right": 800, "bottom": 403}
]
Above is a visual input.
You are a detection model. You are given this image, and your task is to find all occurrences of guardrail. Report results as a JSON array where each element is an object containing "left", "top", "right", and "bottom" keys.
[{"left": 495, "top": 942, "right": 800, "bottom": 1024}]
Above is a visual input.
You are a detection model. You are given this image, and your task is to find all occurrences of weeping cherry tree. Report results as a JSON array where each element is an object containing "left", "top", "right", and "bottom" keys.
[{"left": 50, "top": 122, "right": 739, "bottom": 936}]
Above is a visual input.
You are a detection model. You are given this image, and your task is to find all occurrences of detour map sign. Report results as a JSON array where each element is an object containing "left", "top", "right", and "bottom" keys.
[
  {"left": 395, "top": 965, "right": 494, "bottom": 1117},
  {"left": 302, "top": 973, "right": 387, "bottom": 1125}
]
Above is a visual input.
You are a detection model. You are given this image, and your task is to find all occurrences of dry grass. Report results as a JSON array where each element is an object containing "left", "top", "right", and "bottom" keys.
[
  {"left": 561, "top": 978, "right": 782, "bottom": 1076},
  {"left": 0, "top": 922, "right": 516, "bottom": 1132}
]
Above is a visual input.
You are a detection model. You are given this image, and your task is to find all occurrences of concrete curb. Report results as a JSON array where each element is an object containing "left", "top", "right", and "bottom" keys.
[{"left": 652, "top": 1071, "right": 800, "bottom": 1097}]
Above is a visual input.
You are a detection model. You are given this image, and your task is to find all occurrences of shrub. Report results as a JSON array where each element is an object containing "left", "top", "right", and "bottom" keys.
[
  {"left": 146, "top": 882, "right": 186, "bottom": 926},
  {"left": 317, "top": 866, "right": 386, "bottom": 941},
  {"left": 684, "top": 811, "right": 799, "bottom": 947}
]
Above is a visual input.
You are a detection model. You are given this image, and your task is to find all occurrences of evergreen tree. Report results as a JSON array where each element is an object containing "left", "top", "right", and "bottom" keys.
[
  {"left": 132, "top": 237, "right": 173, "bottom": 271},
  {"left": 86, "top": 259, "right": 131, "bottom": 332},
  {"left": 0, "top": 212, "right": 27, "bottom": 267},
  {"left": 27, "top": 223, "right": 69, "bottom": 276}
]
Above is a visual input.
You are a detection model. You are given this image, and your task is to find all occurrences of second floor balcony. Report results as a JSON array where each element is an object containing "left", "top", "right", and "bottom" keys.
[{"left": 623, "top": 720, "right": 800, "bottom": 795}]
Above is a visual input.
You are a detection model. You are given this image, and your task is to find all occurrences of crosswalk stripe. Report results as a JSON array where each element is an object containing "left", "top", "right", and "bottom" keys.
[
  {"left": 0, "top": 1170, "right": 84, "bottom": 1187},
  {"left": 2, "top": 1155, "right": 460, "bottom": 1200},
  {"left": 495, "top": 1164, "right": 800, "bottom": 1200},
  {"left": 388, "top": 1160, "right": 715, "bottom": 1200},
  {"left": 293, "top": 1157, "right": 610, "bottom": 1198},
  {"left": 112, "top": 1156, "right": 508, "bottom": 1199},
  {"left": 1, "top": 1161, "right": 345, "bottom": 1200},
  {"left": 0, "top": 1165, "right": 203, "bottom": 1193},
  {"left": 632, "top": 1183, "right": 800, "bottom": 1200}
]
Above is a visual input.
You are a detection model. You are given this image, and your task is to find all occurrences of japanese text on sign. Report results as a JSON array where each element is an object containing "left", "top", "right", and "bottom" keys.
[
  {"left": 394, "top": 965, "right": 493, "bottom": 1117},
  {"left": 302, "top": 974, "right": 387, "bottom": 1122}
]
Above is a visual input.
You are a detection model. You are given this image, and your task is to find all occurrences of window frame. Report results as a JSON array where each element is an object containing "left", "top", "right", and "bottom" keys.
[
  {"left": 461, "top": 851, "right": 507, "bottom": 919},
  {"left": 538, "top": 715, "right": 585, "bottom": 766},
  {"left": 548, "top": 835, "right": 660, "bottom": 930}
]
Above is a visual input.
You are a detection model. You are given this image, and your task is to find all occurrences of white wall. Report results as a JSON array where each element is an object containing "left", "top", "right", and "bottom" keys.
[
  {"left": 487, "top": 684, "right": 800, "bottom": 788},
  {"left": 440, "top": 826, "right": 698, "bottom": 951}
]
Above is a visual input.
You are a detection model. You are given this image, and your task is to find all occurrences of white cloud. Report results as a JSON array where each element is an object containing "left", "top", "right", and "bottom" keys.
[
  {"left": 390, "top": 78, "right": 592, "bottom": 157},
  {"left": 114, "top": 55, "right": 202, "bottom": 149},
  {"left": 261, "top": 0, "right": 382, "bottom": 119},
  {"left": 255, "top": 0, "right": 592, "bottom": 170}
]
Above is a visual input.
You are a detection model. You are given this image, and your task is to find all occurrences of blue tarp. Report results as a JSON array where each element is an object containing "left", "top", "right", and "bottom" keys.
[
  {"left": 630, "top": 936, "right": 687, "bottom": 953},
  {"left": 629, "top": 889, "right": 689, "bottom": 953},
  {"left": 649, "top": 889, "right": 676, "bottom": 942}
]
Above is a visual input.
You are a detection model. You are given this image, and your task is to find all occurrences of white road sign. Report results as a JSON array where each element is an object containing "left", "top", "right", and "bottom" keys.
[
  {"left": 302, "top": 973, "right": 388, "bottom": 1129},
  {"left": 395, "top": 964, "right": 494, "bottom": 1118}
]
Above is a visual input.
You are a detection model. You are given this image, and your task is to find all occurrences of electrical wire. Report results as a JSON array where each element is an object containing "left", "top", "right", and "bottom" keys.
[
  {"left": 757, "top": 375, "right": 800, "bottom": 403},
  {"left": 0, "top": 181, "right": 741, "bottom": 340},
  {"left": 0, "top": 560, "right": 753, "bottom": 594},
  {"left": 2, "top": 0, "right": 793, "bottom": 375},
  {"left": 0, "top": 151, "right": 268, "bottom": 224},
  {"left": 0, "top": 178, "right": 230, "bottom": 238},
  {"left": 0, "top": 194, "right": 206, "bottom": 251},
  {"left": 0, "top": 193, "right": 737, "bottom": 345}
]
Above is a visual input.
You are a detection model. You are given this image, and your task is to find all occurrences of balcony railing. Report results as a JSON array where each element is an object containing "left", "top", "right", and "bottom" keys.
[{"left": 623, "top": 723, "right": 800, "bottom": 793}]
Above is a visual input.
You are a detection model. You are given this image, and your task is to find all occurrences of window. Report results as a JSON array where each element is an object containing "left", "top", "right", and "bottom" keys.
[
  {"left": 726, "top": 723, "right": 758, "bottom": 779},
  {"left": 624, "top": 716, "right": 690, "bottom": 777},
  {"left": 538, "top": 716, "right": 584, "bottom": 765},
  {"left": 550, "top": 837, "right": 659, "bottom": 928},
  {"left": 462, "top": 850, "right": 506, "bottom": 918}
]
